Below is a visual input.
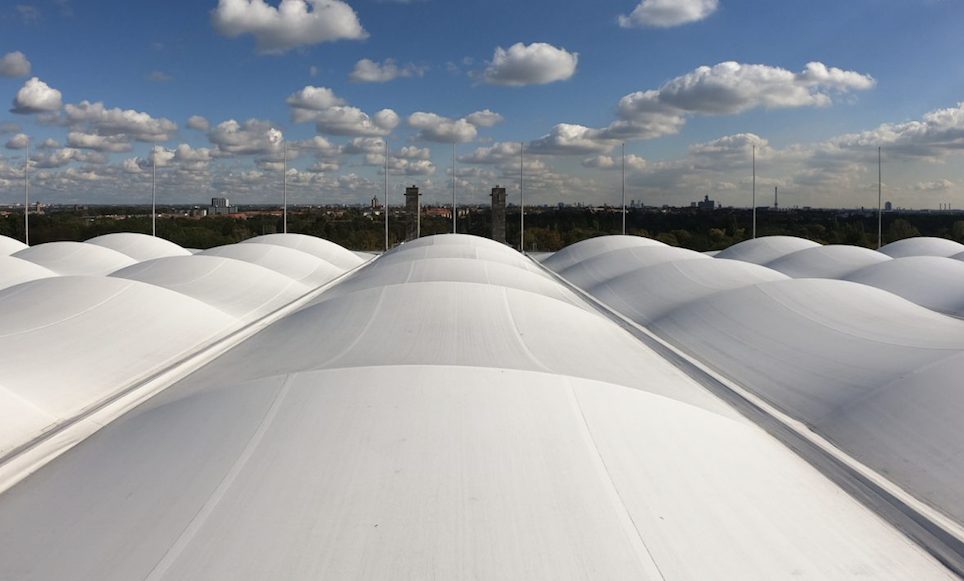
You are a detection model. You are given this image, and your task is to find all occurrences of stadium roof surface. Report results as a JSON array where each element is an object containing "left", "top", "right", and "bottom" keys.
[{"left": 1, "top": 232, "right": 963, "bottom": 580}]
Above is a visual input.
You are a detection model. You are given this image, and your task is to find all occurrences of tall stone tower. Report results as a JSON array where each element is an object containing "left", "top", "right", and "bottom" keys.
[
  {"left": 491, "top": 185, "right": 507, "bottom": 244},
  {"left": 404, "top": 185, "right": 421, "bottom": 241}
]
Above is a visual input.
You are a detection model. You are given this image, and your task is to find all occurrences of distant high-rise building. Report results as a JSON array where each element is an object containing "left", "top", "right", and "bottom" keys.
[
  {"left": 693, "top": 195, "right": 715, "bottom": 211},
  {"left": 404, "top": 185, "right": 421, "bottom": 241},
  {"left": 491, "top": 185, "right": 507, "bottom": 243},
  {"left": 885, "top": 201, "right": 893, "bottom": 211},
  {"left": 208, "top": 197, "right": 237, "bottom": 215}
]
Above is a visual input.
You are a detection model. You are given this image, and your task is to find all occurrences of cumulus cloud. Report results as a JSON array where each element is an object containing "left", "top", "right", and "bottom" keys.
[
  {"left": 830, "top": 101, "right": 964, "bottom": 159},
  {"left": 396, "top": 145, "right": 431, "bottom": 160},
  {"left": 66, "top": 131, "right": 135, "bottom": 152},
  {"left": 211, "top": 0, "right": 368, "bottom": 55},
  {"left": 187, "top": 115, "right": 211, "bottom": 131},
  {"left": 915, "top": 179, "right": 955, "bottom": 192},
  {"left": 481, "top": 42, "right": 578, "bottom": 86},
  {"left": 619, "top": 0, "right": 718, "bottom": 28},
  {"left": 582, "top": 153, "right": 647, "bottom": 170},
  {"left": 465, "top": 109, "right": 504, "bottom": 127},
  {"left": 349, "top": 58, "right": 426, "bottom": 83},
  {"left": 39, "top": 137, "right": 60, "bottom": 148},
  {"left": 207, "top": 118, "right": 284, "bottom": 155},
  {"left": 408, "top": 110, "right": 504, "bottom": 143},
  {"left": 11, "top": 77, "right": 63, "bottom": 114},
  {"left": 291, "top": 135, "right": 341, "bottom": 157},
  {"left": 286, "top": 85, "right": 347, "bottom": 122},
  {"left": 312, "top": 106, "right": 400, "bottom": 136},
  {"left": 460, "top": 141, "right": 521, "bottom": 164},
  {"left": 0, "top": 51, "right": 31, "bottom": 78},
  {"left": 32, "top": 147, "right": 107, "bottom": 168},
  {"left": 528, "top": 124, "right": 617, "bottom": 155},
  {"left": 343, "top": 136, "right": 387, "bottom": 155},
  {"left": 64, "top": 100, "right": 178, "bottom": 142},
  {"left": 5, "top": 133, "right": 30, "bottom": 149}
]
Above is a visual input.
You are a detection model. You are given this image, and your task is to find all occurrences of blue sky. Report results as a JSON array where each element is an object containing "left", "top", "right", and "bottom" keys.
[{"left": 2, "top": 0, "right": 964, "bottom": 209}]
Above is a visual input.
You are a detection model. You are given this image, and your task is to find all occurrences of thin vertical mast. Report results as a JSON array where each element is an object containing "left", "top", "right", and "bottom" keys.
[
  {"left": 283, "top": 140, "right": 288, "bottom": 234},
  {"left": 24, "top": 136, "right": 29, "bottom": 246},
  {"left": 152, "top": 142, "right": 156, "bottom": 237},
  {"left": 520, "top": 141, "right": 525, "bottom": 253},
  {"left": 452, "top": 142, "right": 457, "bottom": 234},
  {"left": 621, "top": 142, "right": 626, "bottom": 235},
  {"left": 877, "top": 146, "right": 882, "bottom": 249},
  {"left": 384, "top": 139, "right": 389, "bottom": 252},
  {"left": 752, "top": 144, "right": 756, "bottom": 239}
]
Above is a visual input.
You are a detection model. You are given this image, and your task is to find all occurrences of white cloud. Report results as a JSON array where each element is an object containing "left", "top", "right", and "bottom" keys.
[
  {"left": 349, "top": 58, "right": 426, "bottom": 83},
  {"left": 11, "top": 77, "right": 63, "bottom": 114},
  {"left": 407, "top": 110, "right": 503, "bottom": 143},
  {"left": 146, "top": 71, "right": 174, "bottom": 83},
  {"left": 465, "top": 109, "right": 504, "bottom": 127},
  {"left": 619, "top": 0, "right": 718, "bottom": 28},
  {"left": 313, "top": 106, "right": 400, "bottom": 136},
  {"left": 343, "top": 136, "right": 387, "bottom": 154},
  {"left": 582, "top": 153, "right": 647, "bottom": 170},
  {"left": 286, "top": 85, "right": 347, "bottom": 122},
  {"left": 528, "top": 124, "right": 616, "bottom": 155},
  {"left": 618, "top": 62, "right": 875, "bottom": 119},
  {"left": 461, "top": 141, "right": 521, "bottom": 164},
  {"left": 66, "top": 131, "right": 134, "bottom": 152},
  {"left": 29, "top": 147, "right": 107, "bottom": 168},
  {"left": 396, "top": 145, "right": 431, "bottom": 160},
  {"left": 64, "top": 101, "right": 178, "bottom": 142},
  {"left": 831, "top": 101, "right": 964, "bottom": 158},
  {"left": 187, "top": 115, "right": 211, "bottom": 131},
  {"left": 481, "top": 42, "right": 578, "bottom": 86},
  {"left": 207, "top": 118, "right": 284, "bottom": 155},
  {"left": 5, "top": 133, "right": 30, "bottom": 149},
  {"left": 291, "top": 135, "right": 341, "bottom": 157},
  {"left": 0, "top": 51, "right": 31, "bottom": 78},
  {"left": 39, "top": 137, "right": 60, "bottom": 149},
  {"left": 915, "top": 179, "right": 955, "bottom": 192},
  {"left": 211, "top": 0, "right": 368, "bottom": 55}
]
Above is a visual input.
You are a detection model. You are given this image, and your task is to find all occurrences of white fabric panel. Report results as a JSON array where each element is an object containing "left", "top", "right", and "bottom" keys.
[
  {"left": 714, "top": 235, "right": 821, "bottom": 264},
  {"left": 240, "top": 233, "right": 365, "bottom": 269},
  {"left": 0, "top": 276, "right": 235, "bottom": 453},
  {"left": 0, "top": 365, "right": 951, "bottom": 581},
  {"left": 111, "top": 255, "right": 313, "bottom": 321},
  {"left": 765, "top": 244, "right": 891, "bottom": 278},
  {"left": 586, "top": 257, "right": 788, "bottom": 324},
  {"left": 12, "top": 241, "right": 137, "bottom": 276},
  {"left": 556, "top": 245, "right": 708, "bottom": 289},
  {"left": 845, "top": 256, "right": 964, "bottom": 317},
  {"left": 201, "top": 243, "right": 348, "bottom": 288},
  {"left": 0, "top": 235, "right": 28, "bottom": 256},
  {"left": 880, "top": 236, "right": 964, "bottom": 258},
  {"left": 0, "top": 256, "right": 56, "bottom": 291},
  {"left": 541, "top": 234, "right": 665, "bottom": 272},
  {"left": 86, "top": 232, "right": 192, "bottom": 261}
]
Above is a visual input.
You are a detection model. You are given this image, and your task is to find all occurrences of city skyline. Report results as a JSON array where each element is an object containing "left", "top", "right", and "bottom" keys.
[{"left": 2, "top": 0, "right": 964, "bottom": 209}]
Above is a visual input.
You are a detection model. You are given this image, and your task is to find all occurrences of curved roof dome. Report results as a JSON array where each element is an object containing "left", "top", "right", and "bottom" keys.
[
  {"left": 588, "top": 258, "right": 788, "bottom": 324},
  {"left": 765, "top": 244, "right": 890, "bottom": 278},
  {"left": 111, "top": 255, "right": 312, "bottom": 321},
  {"left": 0, "top": 276, "right": 235, "bottom": 454},
  {"left": 714, "top": 235, "right": 821, "bottom": 264},
  {"left": 0, "top": 256, "right": 57, "bottom": 291},
  {"left": 0, "top": 235, "right": 28, "bottom": 256},
  {"left": 879, "top": 236, "right": 964, "bottom": 258},
  {"left": 541, "top": 235, "right": 665, "bottom": 272},
  {"left": 556, "top": 245, "right": 707, "bottom": 289},
  {"left": 13, "top": 241, "right": 137, "bottom": 276},
  {"left": 85, "top": 232, "right": 192, "bottom": 261},
  {"left": 201, "top": 243, "right": 346, "bottom": 289},
  {"left": 241, "top": 233, "right": 365, "bottom": 270},
  {"left": 845, "top": 256, "right": 964, "bottom": 317}
]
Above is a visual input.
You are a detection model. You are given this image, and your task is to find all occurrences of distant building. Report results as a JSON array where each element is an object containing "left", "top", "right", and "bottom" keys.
[
  {"left": 491, "top": 185, "right": 507, "bottom": 244},
  {"left": 404, "top": 185, "right": 421, "bottom": 241},
  {"left": 885, "top": 201, "right": 893, "bottom": 211},
  {"left": 208, "top": 197, "right": 237, "bottom": 216},
  {"left": 692, "top": 195, "right": 715, "bottom": 211}
]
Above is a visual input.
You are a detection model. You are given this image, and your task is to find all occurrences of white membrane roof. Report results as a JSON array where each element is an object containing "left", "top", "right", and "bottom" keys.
[
  {"left": 545, "top": 233, "right": 964, "bottom": 534},
  {"left": 86, "top": 232, "right": 193, "bottom": 261},
  {"left": 0, "top": 235, "right": 28, "bottom": 256},
  {"left": 0, "top": 233, "right": 959, "bottom": 579},
  {"left": 880, "top": 236, "right": 964, "bottom": 258},
  {"left": 13, "top": 241, "right": 138, "bottom": 276},
  {"left": 714, "top": 235, "right": 822, "bottom": 264}
]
